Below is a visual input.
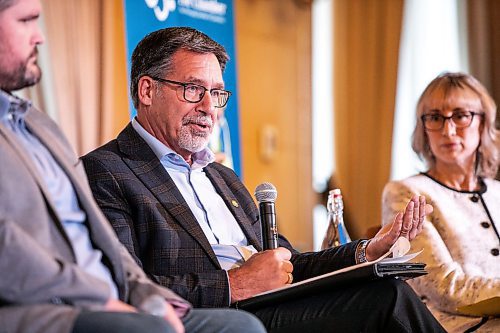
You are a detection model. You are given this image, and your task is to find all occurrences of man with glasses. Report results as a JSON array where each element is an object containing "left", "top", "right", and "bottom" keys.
[{"left": 83, "top": 27, "right": 445, "bottom": 332}]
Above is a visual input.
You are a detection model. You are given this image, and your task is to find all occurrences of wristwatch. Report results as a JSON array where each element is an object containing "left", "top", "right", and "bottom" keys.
[{"left": 355, "top": 239, "right": 370, "bottom": 264}]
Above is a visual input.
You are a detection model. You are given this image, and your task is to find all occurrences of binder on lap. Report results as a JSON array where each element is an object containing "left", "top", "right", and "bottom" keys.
[{"left": 232, "top": 262, "right": 426, "bottom": 311}]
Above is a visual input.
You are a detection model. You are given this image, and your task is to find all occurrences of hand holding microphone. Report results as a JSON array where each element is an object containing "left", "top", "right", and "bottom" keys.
[
  {"left": 228, "top": 183, "right": 293, "bottom": 302},
  {"left": 228, "top": 247, "right": 293, "bottom": 302},
  {"left": 254, "top": 182, "right": 278, "bottom": 250},
  {"left": 254, "top": 183, "right": 292, "bottom": 283}
]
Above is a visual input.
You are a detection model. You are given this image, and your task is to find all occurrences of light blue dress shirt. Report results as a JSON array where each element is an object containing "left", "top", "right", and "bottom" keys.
[
  {"left": 132, "top": 118, "right": 257, "bottom": 270},
  {"left": 0, "top": 90, "right": 118, "bottom": 299}
]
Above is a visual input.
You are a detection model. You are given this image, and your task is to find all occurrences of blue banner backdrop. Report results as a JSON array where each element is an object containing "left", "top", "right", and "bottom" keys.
[{"left": 123, "top": 0, "right": 241, "bottom": 176}]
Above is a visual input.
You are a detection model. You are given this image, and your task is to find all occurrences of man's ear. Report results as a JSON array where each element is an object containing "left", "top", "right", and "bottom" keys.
[{"left": 138, "top": 76, "right": 155, "bottom": 106}]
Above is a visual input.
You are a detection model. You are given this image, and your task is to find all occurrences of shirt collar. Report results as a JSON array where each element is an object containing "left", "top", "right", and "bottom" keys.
[
  {"left": 131, "top": 117, "right": 215, "bottom": 170},
  {"left": 0, "top": 90, "right": 31, "bottom": 123}
]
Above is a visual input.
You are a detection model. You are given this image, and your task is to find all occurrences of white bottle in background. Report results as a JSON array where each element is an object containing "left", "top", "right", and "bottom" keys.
[{"left": 321, "top": 188, "right": 351, "bottom": 249}]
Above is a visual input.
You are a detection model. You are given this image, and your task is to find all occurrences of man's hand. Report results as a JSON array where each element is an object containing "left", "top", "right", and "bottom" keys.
[
  {"left": 105, "top": 299, "right": 184, "bottom": 333},
  {"left": 365, "top": 195, "right": 433, "bottom": 261},
  {"left": 163, "top": 302, "right": 184, "bottom": 333},
  {"left": 104, "top": 299, "right": 137, "bottom": 313},
  {"left": 228, "top": 247, "right": 293, "bottom": 302}
]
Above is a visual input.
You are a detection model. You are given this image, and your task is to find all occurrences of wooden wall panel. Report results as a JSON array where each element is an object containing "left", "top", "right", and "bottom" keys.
[{"left": 235, "top": 0, "right": 313, "bottom": 250}]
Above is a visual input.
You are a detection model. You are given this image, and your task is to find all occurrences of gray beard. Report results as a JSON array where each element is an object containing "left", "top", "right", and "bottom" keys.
[
  {"left": 177, "top": 128, "right": 210, "bottom": 153},
  {"left": 177, "top": 115, "right": 213, "bottom": 153}
]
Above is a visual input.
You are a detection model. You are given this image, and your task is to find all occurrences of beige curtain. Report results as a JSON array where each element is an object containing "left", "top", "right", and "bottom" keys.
[
  {"left": 468, "top": 0, "right": 500, "bottom": 113},
  {"left": 40, "top": 0, "right": 129, "bottom": 155},
  {"left": 17, "top": 11, "right": 58, "bottom": 121},
  {"left": 333, "top": 0, "right": 404, "bottom": 238},
  {"left": 467, "top": 0, "right": 500, "bottom": 180}
]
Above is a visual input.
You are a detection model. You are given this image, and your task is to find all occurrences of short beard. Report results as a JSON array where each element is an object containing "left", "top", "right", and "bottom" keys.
[
  {"left": 177, "top": 115, "right": 213, "bottom": 153},
  {"left": 0, "top": 49, "right": 42, "bottom": 91}
]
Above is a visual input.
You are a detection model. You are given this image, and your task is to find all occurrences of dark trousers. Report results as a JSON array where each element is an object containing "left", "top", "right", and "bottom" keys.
[
  {"left": 72, "top": 308, "right": 266, "bottom": 333},
  {"left": 252, "top": 279, "right": 446, "bottom": 333}
]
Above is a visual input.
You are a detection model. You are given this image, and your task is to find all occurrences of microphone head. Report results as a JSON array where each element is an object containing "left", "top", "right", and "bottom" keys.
[{"left": 254, "top": 182, "right": 277, "bottom": 203}]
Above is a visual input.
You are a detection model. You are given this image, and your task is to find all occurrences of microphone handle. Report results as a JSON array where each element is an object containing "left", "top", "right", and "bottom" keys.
[{"left": 259, "top": 202, "right": 278, "bottom": 250}]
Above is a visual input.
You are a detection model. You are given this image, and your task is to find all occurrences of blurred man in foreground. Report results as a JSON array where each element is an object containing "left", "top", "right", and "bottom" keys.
[{"left": 0, "top": 1, "right": 265, "bottom": 332}]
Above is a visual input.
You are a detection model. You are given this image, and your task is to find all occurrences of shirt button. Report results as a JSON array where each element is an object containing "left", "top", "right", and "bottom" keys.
[
  {"left": 491, "top": 248, "right": 499, "bottom": 256},
  {"left": 481, "top": 222, "right": 490, "bottom": 228},
  {"left": 470, "top": 195, "right": 479, "bottom": 203}
]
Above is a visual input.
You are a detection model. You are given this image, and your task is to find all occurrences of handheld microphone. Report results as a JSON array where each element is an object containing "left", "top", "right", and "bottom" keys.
[{"left": 254, "top": 182, "right": 278, "bottom": 250}]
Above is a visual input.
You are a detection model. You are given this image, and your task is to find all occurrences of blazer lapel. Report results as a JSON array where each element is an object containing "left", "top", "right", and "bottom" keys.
[
  {"left": 117, "top": 124, "right": 221, "bottom": 267},
  {"left": 24, "top": 109, "right": 127, "bottom": 285},
  {"left": 204, "top": 166, "right": 262, "bottom": 250},
  {"left": 0, "top": 119, "right": 56, "bottom": 213},
  {"left": 24, "top": 110, "right": 88, "bottom": 215},
  {"left": 25, "top": 113, "right": 78, "bottom": 183},
  {"left": 0, "top": 111, "right": 76, "bottom": 253}
]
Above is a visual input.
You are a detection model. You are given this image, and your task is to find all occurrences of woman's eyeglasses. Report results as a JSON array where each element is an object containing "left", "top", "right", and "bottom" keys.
[{"left": 421, "top": 111, "right": 483, "bottom": 131}]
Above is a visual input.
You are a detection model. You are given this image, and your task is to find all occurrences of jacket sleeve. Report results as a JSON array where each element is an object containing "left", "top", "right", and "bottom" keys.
[
  {"left": 117, "top": 244, "right": 192, "bottom": 315},
  {"left": 82, "top": 155, "right": 232, "bottom": 308},
  {"left": 382, "top": 181, "right": 500, "bottom": 313},
  {"left": 0, "top": 219, "right": 111, "bottom": 308},
  {"left": 289, "top": 240, "right": 359, "bottom": 282}
]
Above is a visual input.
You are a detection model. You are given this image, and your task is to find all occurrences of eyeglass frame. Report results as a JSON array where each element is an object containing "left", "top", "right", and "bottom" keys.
[
  {"left": 150, "top": 76, "right": 232, "bottom": 108},
  {"left": 420, "top": 111, "right": 484, "bottom": 131}
]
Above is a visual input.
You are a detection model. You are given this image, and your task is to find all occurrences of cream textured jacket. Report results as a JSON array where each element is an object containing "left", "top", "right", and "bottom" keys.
[{"left": 382, "top": 174, "right": 500, "bottom": 332}]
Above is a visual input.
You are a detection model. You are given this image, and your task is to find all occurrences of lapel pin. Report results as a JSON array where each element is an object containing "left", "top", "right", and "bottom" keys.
[{"left": 231, "top": 200, "right": 239, "bottom": 208}]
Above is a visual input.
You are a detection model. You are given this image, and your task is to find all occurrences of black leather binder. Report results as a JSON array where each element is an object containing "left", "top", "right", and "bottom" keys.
[{"left": 232, "top": 262, "right": 426, "bottom": 311}]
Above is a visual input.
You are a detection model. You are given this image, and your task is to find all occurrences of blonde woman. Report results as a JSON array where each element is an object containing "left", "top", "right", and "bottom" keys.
[{"left": 382, "top": 72, "right": 500, "bottom": 332}]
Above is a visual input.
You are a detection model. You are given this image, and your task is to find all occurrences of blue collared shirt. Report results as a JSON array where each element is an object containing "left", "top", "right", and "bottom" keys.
[
  {"left": 132, "top": 118, "right": 257, "bottom": 270},
  {"left": 0, "top": 90, "right": 118, "bottom": 299}
]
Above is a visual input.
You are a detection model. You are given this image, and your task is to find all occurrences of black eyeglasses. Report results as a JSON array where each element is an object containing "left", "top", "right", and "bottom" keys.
[
  {"left": 421, "top": 111, "right": 484, "bottom": 131},
  {"left": 151, "top": 77, "right": 231, "bottom": 108}
]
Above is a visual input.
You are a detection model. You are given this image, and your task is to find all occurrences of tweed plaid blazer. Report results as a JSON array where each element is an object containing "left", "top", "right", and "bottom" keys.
[{"left": 82, "top": 123, "right": 359, "bottom": 308}]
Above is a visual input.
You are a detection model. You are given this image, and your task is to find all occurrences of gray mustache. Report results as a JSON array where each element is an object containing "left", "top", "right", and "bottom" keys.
[{"left": 182, "top": 116, "right": 213, "bottom": 127}]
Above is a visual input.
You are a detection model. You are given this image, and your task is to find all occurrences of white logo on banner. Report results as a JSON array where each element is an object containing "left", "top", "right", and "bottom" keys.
[
  {"left": 178, "top": 0, "right": 227, "bottom": 24},
  {"left": 145, "top": 0, "right": 176, "bottom": 21}
]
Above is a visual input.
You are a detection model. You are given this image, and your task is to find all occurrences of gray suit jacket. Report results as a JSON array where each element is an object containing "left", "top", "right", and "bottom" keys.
[
  {"left": 0, "top": 108, "right": 190, "bottom": 333},
  {"left": 82, "top": 123, "right": 360, "bottom": 308}
]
